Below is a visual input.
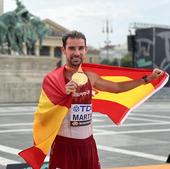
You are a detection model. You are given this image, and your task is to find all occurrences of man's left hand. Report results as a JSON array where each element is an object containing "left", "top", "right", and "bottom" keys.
[{"left": 148, "top": 68, "right": 164, "bottom": 81}]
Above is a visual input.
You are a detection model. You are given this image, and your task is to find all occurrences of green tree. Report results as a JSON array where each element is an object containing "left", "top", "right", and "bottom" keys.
[
  {"left": 121, "top": 53, "right": 133, "bottom": 67},
  {"left": 100, "top": 58, "right": 120, "bottom": 66},
  {"left": 111, "top": 58, "right": 119, "bottom": 66},
  {"left": 100, "top": 53, "right": 133, "bottom": 67},
  {"left": 100, "top": 59, "right": 112, "bottom": 65}
]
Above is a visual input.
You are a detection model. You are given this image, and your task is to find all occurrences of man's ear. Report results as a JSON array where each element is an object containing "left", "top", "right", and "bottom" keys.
[
  {"left": 61, "top": 47, "right": 66, "bottom": 55},
  {"left": 85, "top": 46, "right": 88, "bottom": 53}
]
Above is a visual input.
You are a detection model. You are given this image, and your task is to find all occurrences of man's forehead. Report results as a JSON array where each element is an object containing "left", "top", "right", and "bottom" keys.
[
  {"left": 66, "top": 38, "right": 85, "bottom": 45},
  {"left": 67, "top": 45, "right": 85, "bottom": 47}
]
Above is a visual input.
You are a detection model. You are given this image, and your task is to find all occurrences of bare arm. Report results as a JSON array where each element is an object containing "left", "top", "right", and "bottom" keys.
[
  {"left": 94, "top": 76, "right": 144, "bottom": 93},
  {"left": 87, "top": 68, "right": 164, "bottom": 93}
]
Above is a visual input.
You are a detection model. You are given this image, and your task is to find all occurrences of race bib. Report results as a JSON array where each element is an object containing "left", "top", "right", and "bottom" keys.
[{"left": 70, "top": 104, "right": 92, "bottom": 127}]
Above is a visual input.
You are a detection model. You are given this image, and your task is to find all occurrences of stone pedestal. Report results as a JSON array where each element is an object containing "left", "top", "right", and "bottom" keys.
[{"left": 0, "top": 55, "right": 61, "bottom": 103}]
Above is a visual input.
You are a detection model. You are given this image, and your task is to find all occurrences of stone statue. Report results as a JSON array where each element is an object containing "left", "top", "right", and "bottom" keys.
[{"left": 0, "top": 0, "right": 51, "bottom": 55}]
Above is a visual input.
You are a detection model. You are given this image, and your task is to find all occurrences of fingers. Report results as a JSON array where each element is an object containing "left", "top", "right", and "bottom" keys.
[
  {"left": 65, "top": 80, "right": 78, "bottom": 95},
  {"left": 92, "top": 88, "right": 99, "bottom": 96},
  {"left": 153, "top": 68, "right": 164, "bottom": 77},
  {"left": 148, "top": 68, "right": 164, "bottom": 82}
]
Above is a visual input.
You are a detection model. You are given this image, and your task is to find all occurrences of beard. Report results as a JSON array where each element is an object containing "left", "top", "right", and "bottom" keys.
[{"left": 69, "top": 57, "right": 83, "bottom": 67}]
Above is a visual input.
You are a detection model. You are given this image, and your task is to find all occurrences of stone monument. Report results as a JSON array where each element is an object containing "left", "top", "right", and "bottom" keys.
[
  {"left": 0, "top": 0, "right": 51, "bottom": 55},
  {"left": 0, "top": 0, "right": 57, "bottom": 104}
]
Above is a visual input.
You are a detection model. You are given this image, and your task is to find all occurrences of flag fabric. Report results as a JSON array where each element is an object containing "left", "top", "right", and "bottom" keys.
[
  {"left": 19, "top": 66, "right": 72, "bottom": 169},
  {"left": 18, "top": 63, "right": 169, "bottom": 169},
  {"left": 82, "top": 63, "right": 169, "bottom": 125}
]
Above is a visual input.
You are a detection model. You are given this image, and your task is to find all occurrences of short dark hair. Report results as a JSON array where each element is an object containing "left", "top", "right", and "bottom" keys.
[{"left": 62, "top": 30, "right": 86, "bottom": 48}]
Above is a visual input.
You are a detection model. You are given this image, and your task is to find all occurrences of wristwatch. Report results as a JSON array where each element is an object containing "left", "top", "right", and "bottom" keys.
[{"left": 142, "top": 75, "right": 148, "bottom": 83}]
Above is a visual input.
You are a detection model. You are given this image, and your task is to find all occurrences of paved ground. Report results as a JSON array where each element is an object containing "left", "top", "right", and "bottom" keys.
[{"left": 0, "top": 101, "right": 170, "bottom": 169}]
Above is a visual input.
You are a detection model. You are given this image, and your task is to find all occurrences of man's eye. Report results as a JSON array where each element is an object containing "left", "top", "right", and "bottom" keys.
[
  {"left": 79, "top": 46, "right": 85, "bottom": 50},
  {"left": 69, "top": 47, "right": 75, "bottom": 50}
]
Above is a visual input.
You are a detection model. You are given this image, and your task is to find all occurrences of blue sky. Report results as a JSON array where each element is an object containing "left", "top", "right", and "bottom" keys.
[{"left": 3, "top": 0, "right": 170, "bottom": 48}]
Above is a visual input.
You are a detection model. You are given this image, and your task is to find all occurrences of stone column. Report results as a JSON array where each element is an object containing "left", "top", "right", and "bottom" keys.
[
  {"left": 34, "top": 45, "right": 40, "bottom": 56},
  {"left": 22, "top": 43, "right": 27, "bottom": 55},
  {"left": 50, "top": 46, "right": 55, "bottom": 57}
]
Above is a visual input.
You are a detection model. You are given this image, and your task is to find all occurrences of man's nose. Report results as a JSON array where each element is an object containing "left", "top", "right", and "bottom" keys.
[{"left": 74, "top": 48, "right": 80, "bottom": 55}]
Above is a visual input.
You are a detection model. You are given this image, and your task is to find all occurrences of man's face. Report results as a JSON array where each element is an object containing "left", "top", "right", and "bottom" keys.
[{"left": 62, "top": 38, "right": 88, "bottom": 68}]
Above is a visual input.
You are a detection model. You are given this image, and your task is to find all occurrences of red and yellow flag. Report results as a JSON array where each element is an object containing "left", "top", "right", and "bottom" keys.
[
  {"left": 18, "top": 63, "right": 169, "bottom": 169},
  {"left": 19, "top": 66, "right": 72, "bottom": 169},
  {"left": 82, "top": 63, "right": 169, "bottom": 125}
]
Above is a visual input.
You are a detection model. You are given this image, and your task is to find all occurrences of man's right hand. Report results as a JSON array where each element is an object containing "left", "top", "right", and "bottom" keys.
[{"left": 65, "top": 80, "right": 78, "bottom": 95}]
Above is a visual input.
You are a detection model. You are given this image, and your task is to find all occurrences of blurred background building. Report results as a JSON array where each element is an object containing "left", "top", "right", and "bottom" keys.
[
  {"left": 128, "top": 22, "right": 170, "bottom": 86},
  {"left": 99, "top": 44, "right": 128, "bottom": 65}
]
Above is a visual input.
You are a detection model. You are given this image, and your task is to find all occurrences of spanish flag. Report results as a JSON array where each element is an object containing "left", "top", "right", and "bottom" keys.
[
  {"left": 19, "top": 63, "right": 169, "bottom": 169},
  {"left": 83, "top": 63, "right": 169, "bottom": 125},
  {"left": 19, "top": 66, "right": 72, "bottom": 169}
]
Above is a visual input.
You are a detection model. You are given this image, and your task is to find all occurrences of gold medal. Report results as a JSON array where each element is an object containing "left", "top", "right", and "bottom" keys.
[{"left": 72, "top": 72, "right": 88, "bottom": 86}]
